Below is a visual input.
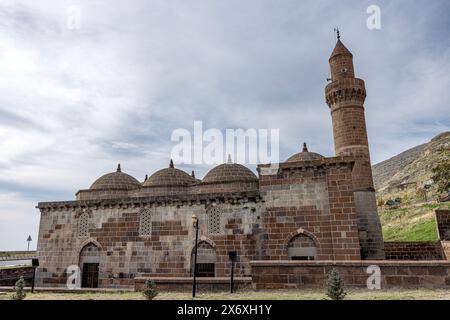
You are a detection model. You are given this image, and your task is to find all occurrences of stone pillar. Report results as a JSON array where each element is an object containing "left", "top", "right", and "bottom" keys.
[{"left": 436, "top": 210, "right": 450, "bottom": 260}]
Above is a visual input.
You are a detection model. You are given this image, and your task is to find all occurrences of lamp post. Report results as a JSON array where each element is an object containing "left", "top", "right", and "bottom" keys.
[
  {"left": 228, "top": 251, "right": 237, "bottom": 293},
  {"left": 192, "top": 214, "right": 199, "bottom": 298},
  {"left": 31, "top": 258, "right": 39, "bottom": 293}
]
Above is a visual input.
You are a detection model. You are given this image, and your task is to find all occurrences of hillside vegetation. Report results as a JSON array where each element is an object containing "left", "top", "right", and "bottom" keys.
[
  {"left": 373, "top": 132, "right": 450, "bottom": 242},
  {"left": 380, "top": 202, "right": 450, "bottom": 241}
]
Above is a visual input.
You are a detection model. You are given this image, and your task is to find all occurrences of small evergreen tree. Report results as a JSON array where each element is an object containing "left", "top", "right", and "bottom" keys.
[
  {"left": 142, "top": 279, "right": 158, "bottom": 300},
  {"left": 11, "top": 276, "right": 26, "bottom": 300},
  {"left": 326, "top": 268, "right": 346, "bottom": 300}
]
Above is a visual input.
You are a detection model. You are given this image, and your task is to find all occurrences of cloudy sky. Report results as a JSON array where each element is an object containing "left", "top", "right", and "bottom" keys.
[{"left": 0, "top": 0, "right": 449, "bottom": 250}]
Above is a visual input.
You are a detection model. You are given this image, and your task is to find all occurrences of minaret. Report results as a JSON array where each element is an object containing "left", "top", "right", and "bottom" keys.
[{"left": 325, "top": 32, "right": 385, "bottom": 259}]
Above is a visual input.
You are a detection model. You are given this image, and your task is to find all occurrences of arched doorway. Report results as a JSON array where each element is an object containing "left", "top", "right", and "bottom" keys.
[
  {"left": 79, "top": 242, "right": 100, "bottom": 288},
  {"left": 192, "top": 241, "right": 216, "bottom": 277},
  {"left": 287, "top": 234, "right": 317, "bottom": 260}
]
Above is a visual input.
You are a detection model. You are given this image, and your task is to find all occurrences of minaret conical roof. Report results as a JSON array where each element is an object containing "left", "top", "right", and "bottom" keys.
[{"left": 329, "top": 39, "right": 353, "bottom": 59}]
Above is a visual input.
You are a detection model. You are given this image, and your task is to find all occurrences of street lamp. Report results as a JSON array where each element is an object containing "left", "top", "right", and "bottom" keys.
[{"left": 192, "top": 214, "right": 199, "bottom": 298}]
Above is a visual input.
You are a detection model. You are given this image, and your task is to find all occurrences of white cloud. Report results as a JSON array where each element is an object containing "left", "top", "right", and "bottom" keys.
[
  {"left": 0, "top": 0, "right": 449, "bottom": 250},
  {"left": 0, "top": 192, "right": 39, "bottom": 251}
]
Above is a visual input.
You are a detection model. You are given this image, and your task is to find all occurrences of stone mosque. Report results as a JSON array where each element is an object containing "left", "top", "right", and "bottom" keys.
[{"left": 35, "top": 37, "right": 386, "bottom": 288}]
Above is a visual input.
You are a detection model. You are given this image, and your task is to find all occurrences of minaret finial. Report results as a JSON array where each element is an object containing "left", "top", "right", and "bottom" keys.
[
  {"left": 169, "top": 159, "right": 174, "bottom": 168},
  {"left": 302, "top": 142, "right": 308, "bottom": 152},
  {"left": 227, "top": 154, "right": 232, "bottom": 164},
  {"left": 334, "top": 27, "right": 340, "bottom": 40},
  {"left": 116, "top": 163, "right": 121, "bottom": 172}
]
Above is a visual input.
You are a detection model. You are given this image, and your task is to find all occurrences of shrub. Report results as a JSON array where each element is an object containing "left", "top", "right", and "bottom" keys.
[
  {"left": 432, "top": 160, "right": 450, "bottom": 194},
  {"left": 385, "top": 199, "right": 395, "bottom": 206},
  {"left": 377, "top": 197, "right": 384, "bottom": 207},
  {"left": 11, "top": 276, "right": 26, "bottom": 300},
  {"left": 415, "top": 188, "right": 427, "bottom": 201},
  {"left": 326, "top": 268, "right": 346, "bottom": 300},
  {"left": 142, "top": 279, "right": 158, "bottom": 300}
]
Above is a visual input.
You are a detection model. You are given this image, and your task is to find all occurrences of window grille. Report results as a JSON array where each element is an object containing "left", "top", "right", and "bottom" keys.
[
  {"left": 139, "top": 209, "right": 152, "bottom": 236},
  {"left": 207, "top": 207, "right": 221, "bottom": 235},
  {"left": 78, "top": 212, "right": 89, "bottom": 238}
]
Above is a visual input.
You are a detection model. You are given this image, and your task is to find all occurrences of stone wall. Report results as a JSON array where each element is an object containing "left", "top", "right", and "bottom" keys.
[
  {"left": 258, "top": 158, "right": 361, "bottom": 261},
  {"left": 251, "top": 260, "right": 450, "bottom": 289},
  {"left": 384, "top": 241, "right": 444, "bottom": 260},
  {"left": 36, "top": 197, "right": 263, "bottom": 288},
  {"left": 380, "top": 210, "right": 450, "bottom": 261},
  {"left": 441, "top": 241, "right": 450, "bottom": 260},
  {"left": 37, "top": 158, "right": 368, "bottom": 288},
  {"left": 0, "top": 267, "right": 34, "bottom": 286},
  {"left": 436, "top": 210, "right": 450, "bottom": 240}
]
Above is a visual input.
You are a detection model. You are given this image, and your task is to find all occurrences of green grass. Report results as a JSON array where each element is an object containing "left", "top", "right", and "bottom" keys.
[
  {"left": 381, "top": 202, "right": 450, "bottom": 242},
  {"left": 383, "top": 219, "right": 438, "bottom": 241},
  {"left": 0, "top": 251, "right": 35, "bottom": 258},
  {"left": 2, "top": 289, "right": 450, "bottom": 300},
  {"left": 0, "top": 265, "right": 32, "bottom": 270}
]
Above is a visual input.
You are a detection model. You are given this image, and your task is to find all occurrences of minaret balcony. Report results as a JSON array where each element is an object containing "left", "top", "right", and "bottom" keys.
[{"left": 325, "top": 78, "right": 366, "bottom": 108}]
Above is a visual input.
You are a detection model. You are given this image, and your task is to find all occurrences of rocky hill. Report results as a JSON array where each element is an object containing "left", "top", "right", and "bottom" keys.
[
  {"left": 372, "top": 131, "right": 450, "bottom": 203},
  {"left": 373, "top": 132, "right": 450, "bottom": 241}
]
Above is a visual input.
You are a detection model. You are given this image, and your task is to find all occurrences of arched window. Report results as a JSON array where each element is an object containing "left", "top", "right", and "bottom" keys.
[
  {"left": 287, "top": 234, "right": 317, "bottom": 260},
  {"left": 78, "top": 212, "right": 89, "bottom": 238},
  {"left": 207, "top": 207, "right": 221, "bottom": 235},
  {"left": 139, "top": 209, "right": 152, "bottom": 236},
  {"left": 192, "top": 241, "right": 216, "bottom": 277}
]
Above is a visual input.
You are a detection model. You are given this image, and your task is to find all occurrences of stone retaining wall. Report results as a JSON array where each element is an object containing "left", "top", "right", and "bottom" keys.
[
  {"left": 436, "top": 210, "right": 450, "bottom": 240},
  {"left": 384, "top": 241, "right": 443, "bottom": 260},
  {"left": 250, "top": 260, "right": 450, "bottom": 289},
  {"left": 0, "top": 267, "right": 34, "bottom": 286}
]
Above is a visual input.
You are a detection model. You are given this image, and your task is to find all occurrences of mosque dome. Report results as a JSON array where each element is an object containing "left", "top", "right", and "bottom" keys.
[
  {"left": 143, "top": 160, "right": 197, "bottom": 187},
  {"left": 203, "top": 156, "right": 258, "bottom": 184},
  {"left": 90, "top": 164, "right": 141, "bottom": 190},
  {"left": 286, "top": 143, "right": 324, "bottom": 162}
]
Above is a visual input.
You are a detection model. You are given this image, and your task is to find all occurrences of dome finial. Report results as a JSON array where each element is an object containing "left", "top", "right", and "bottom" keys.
[
  {"left": 302, "top": 142, "right": 308, "bottom": 152},
  {"left": 334, "top": 27, "right": 340, "bottom": 40},
  {"left": 227, "top": 154, "right": 232, "bottom": 164},
  {"left": 144, "top": 174, "right": 148, "bottom": 181},
  {"left": 116, "top": 163, "right": 121, "bottom": 172},
  {"left": 169, "top": 159, "right": 174, "bottom": 168}
]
